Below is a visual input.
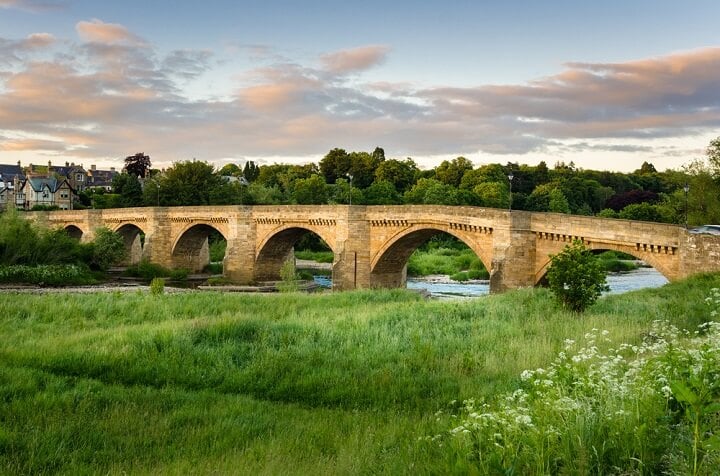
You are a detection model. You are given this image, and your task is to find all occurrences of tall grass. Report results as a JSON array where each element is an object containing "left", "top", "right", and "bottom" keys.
[{"left": 1, "top": 274, "right": 718, "bottom": 474}]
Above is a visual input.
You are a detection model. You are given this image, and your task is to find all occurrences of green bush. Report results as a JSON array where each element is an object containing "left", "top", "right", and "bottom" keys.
[
  {"left": 209, "top": 240, "right": 226, "bottom": 262},
  {"left": 125, "top": 260, "right": 188, "bottom": 281},
  {"left": 0, "top": 264, "right": 95, "bottom": 286},
  {"left": 89, "top": 227, "right": 125, "bottom": 271},
  {"left": 204, "top": 262, "right": 223, "bottom": 275},
  {"left": 547, "top": 240, "right": 608, "bottom": 312},
  {"left": 149, "top": 278, "right": 165, "bottom": 295}
]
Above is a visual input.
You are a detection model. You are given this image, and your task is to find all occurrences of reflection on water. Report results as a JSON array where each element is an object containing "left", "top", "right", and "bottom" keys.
[{"left": 313, "top": 267, "right": 669, "bottom": 300}]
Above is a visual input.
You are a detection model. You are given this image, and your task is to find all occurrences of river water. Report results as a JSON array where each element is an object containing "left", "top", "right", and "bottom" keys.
[{"left": 312, "top": 267, "right": 669, "bottom": 300}]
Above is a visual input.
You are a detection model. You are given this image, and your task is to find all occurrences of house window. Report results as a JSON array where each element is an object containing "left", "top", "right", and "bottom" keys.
[
  {"left": 60, "top": 192, "right": 68, "bottom": 199},
  {"left": 76, "top": 173, "right": 84, "bottom": 182}
]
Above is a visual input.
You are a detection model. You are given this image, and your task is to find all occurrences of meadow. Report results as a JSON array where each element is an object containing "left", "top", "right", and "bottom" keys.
[{"left": 1, "top": 274, "right": 719, "bottom": 474}]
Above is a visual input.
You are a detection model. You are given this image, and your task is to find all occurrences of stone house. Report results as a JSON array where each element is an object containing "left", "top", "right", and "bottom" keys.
[
  {"left": 0, "top": 162, "right": 26, "bottom": 210},
  {"left": 15, "top": 177, "right": 75, "bottom": 210}
]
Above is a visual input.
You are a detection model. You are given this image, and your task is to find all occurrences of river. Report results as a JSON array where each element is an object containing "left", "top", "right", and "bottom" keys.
[{"left": 312, "top": 267, "right": 669, "bottom": 300}]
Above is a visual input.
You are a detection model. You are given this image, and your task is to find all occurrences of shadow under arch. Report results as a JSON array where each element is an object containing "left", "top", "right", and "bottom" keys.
[
  {"left": 114, "top": 223, "right": 146, "bottom": 266},
  {"left": 255, "top": 226, "right": 335, "bottom": 282},
  {"left": 370, "top": 226, "right": 492, "bottom": 289},
  {"left": 534, "top": 242, "right": 675, "bottom": 286},
  {"left": 64, "top": 225, "right": 84, "bottom": 240},
  {"left": 172, "top": 223, "right": 227, "bottom": 273}
]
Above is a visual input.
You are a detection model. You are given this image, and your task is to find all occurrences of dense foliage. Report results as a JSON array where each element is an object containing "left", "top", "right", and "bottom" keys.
[
  {"left": 546, "top": 240, "right": 609, "bottom": 312},
  {"left": 0, "top": 209, "right": 126, "bottom": 283},
  {"left": 99, "top": 137, "right": 720, "bottom": 227}
]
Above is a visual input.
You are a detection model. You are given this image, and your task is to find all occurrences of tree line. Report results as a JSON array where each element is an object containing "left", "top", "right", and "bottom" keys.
[{"left": 80, "top": 139, "right": 720, "bottom": 226}]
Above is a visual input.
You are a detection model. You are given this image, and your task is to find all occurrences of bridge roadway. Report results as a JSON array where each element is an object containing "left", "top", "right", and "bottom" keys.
[{"left": 32, "top": 205, "right": 720, "bottom": 293}]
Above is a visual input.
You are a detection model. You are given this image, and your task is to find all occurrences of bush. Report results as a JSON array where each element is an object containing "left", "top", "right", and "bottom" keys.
[
  {"left": 0, "top": 264, "right": 95, "bottom": 286},
  {"left": 125, "top": 259, "right": 188, "bottom": 281},
  {"left": 149, "top": 277, "right": 165, "bottom": 295},
  {"left": 89, "top": 227, "right": 125, "bottom": 271},
  {"left": 277, "top": 258, "right": 299, "bottom": 292},
  {"left": 546, "top": 240, "right": 608, "bottom": 312},
  {"left": 204, "top": 262, "right": 223, "bottom": 274}
]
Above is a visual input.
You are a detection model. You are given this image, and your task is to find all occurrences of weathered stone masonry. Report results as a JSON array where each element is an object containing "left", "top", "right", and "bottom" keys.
[{"left": 33, "top": 205, "right": 720, "bottom": 293}]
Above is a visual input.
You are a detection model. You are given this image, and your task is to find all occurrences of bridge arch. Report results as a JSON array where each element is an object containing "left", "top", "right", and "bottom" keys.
[
  {"left": 113, "top": 223, "right": 146, "bottom": 266},
  {"left": 534, "top": 241, "right": 675, "bottom": 285},
  {"left": 172, "top": 223, "right": 227, "bottom": 273},
  {"left": 64, "top": 225, "right": 84, "bottom": 240},
  {"left": 370, "top": 225, "right": 493, "bottom": 288},
  {"left": 255, "top": 225, "right": 336, "bottom": 282}
]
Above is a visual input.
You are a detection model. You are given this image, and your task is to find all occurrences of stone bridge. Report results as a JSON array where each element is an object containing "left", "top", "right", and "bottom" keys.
[{"left": 31, "top": 205, "right": 720, "bottom": 292}]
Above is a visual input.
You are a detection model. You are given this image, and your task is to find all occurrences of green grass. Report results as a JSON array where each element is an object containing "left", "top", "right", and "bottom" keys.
[
  {"left": 1, "top": 274, "right": 719, "bottom": 474},
  {"left": 408, "top": 247, "right": 488, "bottom": 277},
  {"left": 294, "top": 250, "right": 334, "bottom": 263}
]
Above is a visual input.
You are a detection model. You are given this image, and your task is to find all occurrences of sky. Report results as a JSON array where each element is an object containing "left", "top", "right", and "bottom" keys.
[{"left": 1, "top": 0, "right": 720, "bottom": 173}]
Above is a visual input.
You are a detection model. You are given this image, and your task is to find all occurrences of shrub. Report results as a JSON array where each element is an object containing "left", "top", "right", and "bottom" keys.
[
  {"left": 546, "top": 240, "right": 608, "bottom": 312},
  {"left": 204, "top": 262, "right": 223, "bottom": 275},
  {"left": 277, "top": 258, "right": 299, "bottom": 292},
  {"left": 88, "top": 227, "right": 126, "bottom": 271},
  {"left": 124, "top": 260, "right": 188, "bottom": 281},
  {"left": 0, "top": 264, "right": 95, "bottom": 286},
  {"left": 149, "top": 277, "right": 165, "bottom": 295}
]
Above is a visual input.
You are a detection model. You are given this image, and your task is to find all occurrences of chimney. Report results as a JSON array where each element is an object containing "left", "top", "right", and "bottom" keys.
[
  {"left": 110, "top": 167, "right": 116, "bottom": 172},
  {"left": 48, "top": 160, "right": 52, "bottom": 168},
  {"left": 17, "top": 161, "right": 20, "bottom": 168},
  {"left": 70, "top": 162, "right": 75, "bottom": 166},
  {"left": 91, "top": 164, "right": 96, "bottom": 171}
]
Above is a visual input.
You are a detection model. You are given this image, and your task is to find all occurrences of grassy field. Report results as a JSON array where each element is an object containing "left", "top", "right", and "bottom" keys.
[{"left": 1, "top": 274, "right": 719, "bottom": 474}]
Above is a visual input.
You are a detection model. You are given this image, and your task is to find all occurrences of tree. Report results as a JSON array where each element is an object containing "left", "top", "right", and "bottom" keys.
[
  {"left": 124, "top": 153, "right": 152, "bottom": 178},
  {"left": 375, "top": 158, "right": 418, "bottom": 192},
  {"left": 218, "top": 163, "right": 241, "bottom": 177},
  {"left": 157, "top": 160, "right": 223, "bottom": 206},
  {"left": 705, "top": 136, "right": 720, "bottom": 176},
  {"left": 243, "top": 161, "right": 260, "bottom": 181},
  {"left": 473, "top": 182, "right": 509, "bottom": 208},
  {"left": 88, "top": 227, "right": 126, "bottom": 271},
  {"left": 546, "top": 240, "right": 608, "bottom": 313},
  {"left": 112, "top": 173, "right": 143, "bottom": 207},
  {"left": 435, "top": 156, "right": 473, "bottom": 187},
  {"left": 548, "top": 188, "right": 571, "bottom": 213},
  {"left": 293, "top": 174, "right": 328, "bottom": 204},
  {"left": 319, "top": 148, "right": 351, "bottom": 184}
]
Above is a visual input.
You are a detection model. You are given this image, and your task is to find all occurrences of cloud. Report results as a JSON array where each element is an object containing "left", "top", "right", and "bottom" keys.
[
  {"left": 1, "top": 30, "right": 719, "bottom": 172},
  {"left": 320, "top": 45, "right": 390, "bottom": 75},
  {"left": 76, "top": 19, "right": 146, "bottom": 46},
  {"left": 0, "top": 0, "right": 65, "bottom": 12}
]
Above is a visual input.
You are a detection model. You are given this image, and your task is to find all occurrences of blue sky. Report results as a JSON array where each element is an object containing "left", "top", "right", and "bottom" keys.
[{"left": 1, "top": 0, "right": 719, "bottom": 172}]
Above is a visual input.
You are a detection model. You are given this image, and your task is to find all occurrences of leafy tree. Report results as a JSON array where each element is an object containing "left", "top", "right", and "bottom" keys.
[
  {"left": 124, "top": 153, "right": 152, "bottom": 178},
  {"left": 218, "top": 163, "right": 241, "bottom": 176},
  {"left": 375, "top": 158, "right": 418, "bottom": 192},
  {"left": 605, "top": 189, "right": 659, "bottom": 211},
  {"left": 684, "top": 159, "right": 720, "bottom": 225},
  {"left": 548, "top": 188, "right": 571, "bottom": 213},
  {"left": 546, "top": 240, "right": 608, "bottom": 313},
  {"left": 364, "top": 180, "right": 401, "bottom": 205},
  {"left": 112, "top": 173, "right": 143, "bottom": 207},
  {"left": 404, "top": 178, "right": 459, "bottom": 205},
  {"left": 243, "top": 160, "right": 260, "bottom": 181},
  {"left": 158, "top": 160, "right": 224, "bottom": 206},
  {"left": 705, "top": 136, "right": 720, "bottom": 175},
  {"left": 88, "top": 227, "right": 125, "bottom": 271},
  {"left": 92, "top": 193, "right": 124, "bottom": 209},
  {"left": 372, "top": 146, "right": 386, "bottom": 162},
  {"left": 293, "top": 174, "right": 328, "bottom": 204},
  {"left": 435, "top": 156, "right": 473, "bottom": 187},
  {"left": 319, "top": 148, "right": 351, "bottom": 184},
  {"left": 618, "top": 202, "right": 674, "bottom": 223},
  {"left": 473, "top": 182, "right": 509, "bottom": 208}
]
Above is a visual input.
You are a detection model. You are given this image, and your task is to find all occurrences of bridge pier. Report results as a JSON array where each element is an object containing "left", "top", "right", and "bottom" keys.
[{"left": 489, "top": 212, "right": 537, "bottom": 293}]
